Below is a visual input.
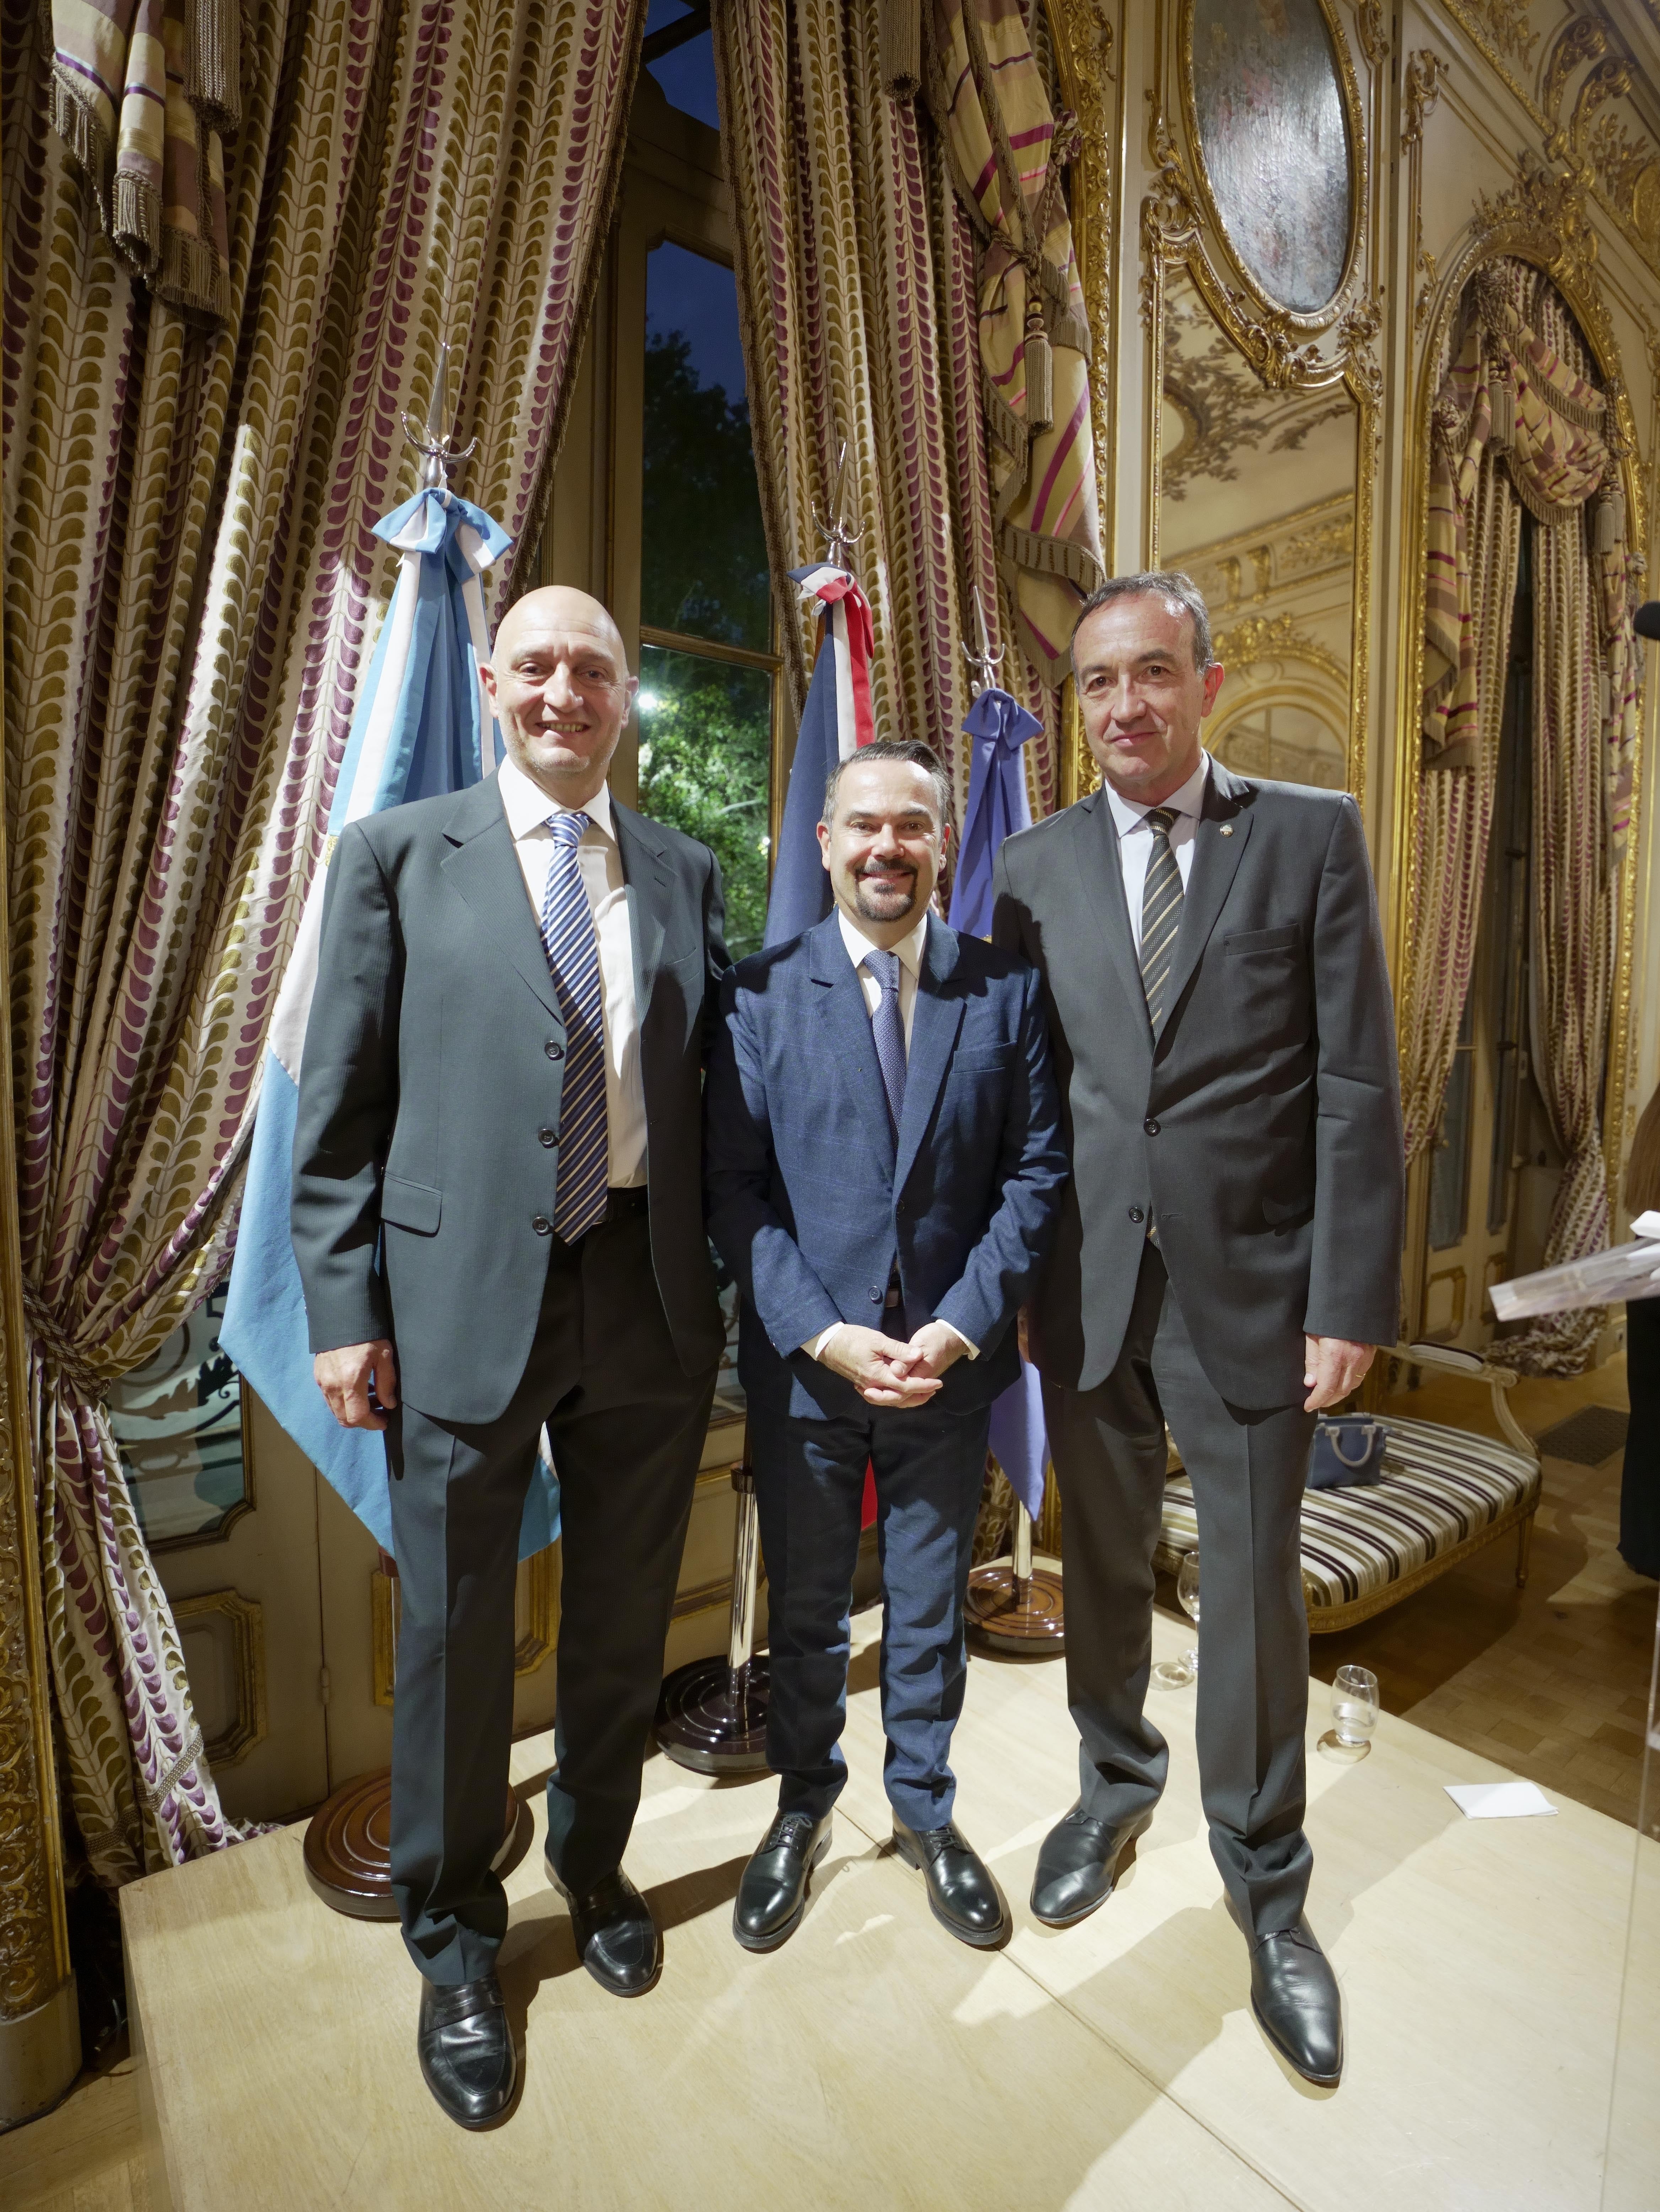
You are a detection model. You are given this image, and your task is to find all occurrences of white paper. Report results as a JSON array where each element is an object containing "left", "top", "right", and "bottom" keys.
[
  {"left": 1444, "top": 1781, "right": 1558, "bottom": 1820},
  {"left": 1631, "top": 1211, "right": 1660, "bottom": 1241},
  {"left": 1488, "top": 1241, "right": 1660, "bottom": 1320}
]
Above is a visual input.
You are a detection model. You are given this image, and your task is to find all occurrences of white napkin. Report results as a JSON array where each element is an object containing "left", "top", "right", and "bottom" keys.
[{"left": 1444, "top": 1781, "right": 1557, "bottom": 1819}]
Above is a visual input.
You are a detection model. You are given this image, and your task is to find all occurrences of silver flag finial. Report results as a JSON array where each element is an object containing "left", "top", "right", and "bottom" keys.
[
  {"left": 812, "top": 438, "right": 863, "bottom": 571},
  {"left": 401, "top": 340, "right": 479, "bottom": 490},
  {"left": 961, "top": 584, "right": 1005, "bottom": 697}
]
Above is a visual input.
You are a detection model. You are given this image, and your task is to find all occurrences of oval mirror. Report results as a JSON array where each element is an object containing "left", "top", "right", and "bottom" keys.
[{"left": 1187, "top": 0, "right": 1354, "bottom": 315}]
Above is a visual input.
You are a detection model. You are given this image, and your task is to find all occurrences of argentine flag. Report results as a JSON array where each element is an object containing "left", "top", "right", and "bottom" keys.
[{"left": 221, "top": 486, "right": 560, "bottom": 1559}]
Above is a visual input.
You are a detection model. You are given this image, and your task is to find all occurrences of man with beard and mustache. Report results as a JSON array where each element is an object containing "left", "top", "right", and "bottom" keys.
[{"left": 706, "top": 740, "right": 1066, "bottom": 1954}]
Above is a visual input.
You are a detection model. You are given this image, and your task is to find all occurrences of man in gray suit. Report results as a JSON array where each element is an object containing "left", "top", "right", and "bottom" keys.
[
  {"left": 993, "top": 573, "right": 1402, "bottom": 2087},
  {"left": 293, "top": 587, "right": 727, "bottom": 2127}
]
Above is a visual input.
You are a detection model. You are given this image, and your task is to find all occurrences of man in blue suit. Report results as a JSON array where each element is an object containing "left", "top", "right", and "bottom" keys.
[{"left": 706, "top": 739, "right": 1066, "bottom": 1953}]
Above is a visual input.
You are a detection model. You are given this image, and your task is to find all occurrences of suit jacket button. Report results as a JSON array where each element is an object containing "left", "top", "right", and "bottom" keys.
[
  {"left": 532, "top": 1214, "right": 552, "bottom": 1235},
  {"left": 870, "top": 1287, "right": 883, "bottom": 1302},
  {"left": 1144, "top": 1116, "right": 1160, "bottom": 1135},
  {"left": 1128, "top": 1206, "right": 1145, "bottom": 1223},
  {"left": 539, "top": 1127, "right": 557, "bottom": 1147},
  {"left": 545, "top": 1040, "right": 564, "bottom": 1060}
]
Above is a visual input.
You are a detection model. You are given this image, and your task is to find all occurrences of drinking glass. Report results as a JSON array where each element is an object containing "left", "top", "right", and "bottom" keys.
[
  {"left": 1153, "top": 1549, "right": 1200, "bottom": 1688},
  {"left": 1320, "top": 1664, "right": 1380, "bottom": 1759}
]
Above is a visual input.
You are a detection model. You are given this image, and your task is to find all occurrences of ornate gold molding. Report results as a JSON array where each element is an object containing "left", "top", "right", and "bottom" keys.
[
  {"left": 1355, "top": 1, "right": 1389, "bottom": 68},
  {"left": 1542, "top": 15, "right": 1606, "bottom": 130},
  {"left": 1052, "top": 0, "right": 1119, "bottom": 578},
  {"left": 1401, "top": 48, "right": 1449, "bottom": 150},
  {"left": 0, "top": 619, "right": 69, "bottom": 2023},
  {"left": 171, "top": 1591, "right": 268, "bottom": 1769},
  {"left": 1445, "top": 0, "right": 1539, "bottom": 70},
  {"left": 1143, "top": 0, "right": 1381, "bottom": 823},
  {"left": 1212, "top": 612, "right": 1348, "bottom": 688},
  {"left": 372, "top": 1545, "right": 561, "bottom": 1708}
]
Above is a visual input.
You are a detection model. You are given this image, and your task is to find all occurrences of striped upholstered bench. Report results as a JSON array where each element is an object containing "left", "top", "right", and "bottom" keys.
[{"left": 1154, "top": 1341, "right": 1543, "bottom": 1633}]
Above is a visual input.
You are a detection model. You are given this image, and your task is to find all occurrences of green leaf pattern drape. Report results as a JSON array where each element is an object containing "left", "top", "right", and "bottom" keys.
[{"left": 3, "top": 0, "right": 642, "bottom": 1882}]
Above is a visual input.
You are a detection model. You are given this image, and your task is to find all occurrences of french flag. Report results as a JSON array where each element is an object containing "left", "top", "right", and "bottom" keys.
[{"left": 764, "top": 563, "right": 876, "bottom": 946}]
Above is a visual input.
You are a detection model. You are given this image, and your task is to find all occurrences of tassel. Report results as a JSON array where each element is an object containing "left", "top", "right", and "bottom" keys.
[
  {"left": 1025, "top": 296, "right": 1053, "bottom": 435},
  {"left": 879, "top": 0, "right": 922, "bottom": 100},
  {"left": 1594, "top": 485, "right": 1625, "bottom": 553},
  {"left": 1487, "top": 366, "right": 1514, "bottom": 451}
]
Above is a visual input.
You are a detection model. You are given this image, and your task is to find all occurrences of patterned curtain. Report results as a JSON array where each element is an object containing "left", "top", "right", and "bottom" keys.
[
  {"left": 2, "top": 0, "right": 642, "bottom": 1884},
  {"left": 925, "top": 0, "right": 1103, "bottom": 692},
  {"left": 712, "top": 0, "right": 1059, "bottom": 820},
  {"left": 1404, "top": 258, "right": 1638, "bottom": 1371}
]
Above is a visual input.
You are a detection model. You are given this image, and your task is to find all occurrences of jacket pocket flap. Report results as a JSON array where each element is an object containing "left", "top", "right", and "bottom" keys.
[
  {"left": 952, "top": 1043, "right": 1015, "bottom": 1071},
  {"left": 381, "top": 1175, "right": 442, "bottom": 1234},
  {"left": 1261, "top": 1191, "right": 1311, "bottom": 1225},
  {"left": 1225, "top": 924, "right": 1300, "bottom": 954}
]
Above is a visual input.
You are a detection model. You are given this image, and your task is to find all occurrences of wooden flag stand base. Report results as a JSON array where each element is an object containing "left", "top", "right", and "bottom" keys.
[
  {"left": 656, "top": 1457, "right": 772, "bottom": 1775},
  {"left": 965, "top": 1502, "right": 1065, "bottom": 1656},
  {"left": 303, "top": 1768, "right": 530, "bottom": 1921},
  {"left": 302, "top": 1551, "right": 530, "bottom": 1918}
]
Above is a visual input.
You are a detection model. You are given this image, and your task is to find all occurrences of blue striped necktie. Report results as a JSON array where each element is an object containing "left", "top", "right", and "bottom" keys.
[
  {"left": 1138, "top": 806, "right": 1184, "bottom": 1033},
  {"left": 539, "top": 811, "right": 609, "bottom": 1241},
  {"left": 866, "top": 947, "right": 907, "bottom": 1133}
]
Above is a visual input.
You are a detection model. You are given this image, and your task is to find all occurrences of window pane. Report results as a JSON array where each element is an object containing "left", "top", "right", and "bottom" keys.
[
  {"left": 638, "top": 645, "right": 771, "bottom": 960},
  {"left": 643, "top": 242, "right": 770, "bottom": 653},
  {"left": 109, "top": 1288, "right": 248, "bottom": 1545},
  {"left": 643, "top": 3, "right": 721, "bottom": 130}
]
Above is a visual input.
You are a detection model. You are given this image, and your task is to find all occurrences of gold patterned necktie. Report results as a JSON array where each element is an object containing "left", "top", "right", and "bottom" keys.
[{"left": 1138, "top": 806, "right": 1184, "bottom": 1033}]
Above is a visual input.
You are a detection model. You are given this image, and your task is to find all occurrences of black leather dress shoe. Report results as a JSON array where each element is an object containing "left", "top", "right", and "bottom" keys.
[
  {"left": 891, "top": 1818, "right": 1009, "bottom": 1948},
  {"left": 417, "top": 1974, "right": 516, "bottom": 2129},
  {"left": 548, "top": 1861, "right": 662, "bottom": 1997},
  {"left": 1247, "top": 1916, "right": 1343, "bottom": 2086},
  {"left": 733, "top": 1809, "right": 832, "bottom": 1952},
  {"left": 1029, "top": 1802, "right": 1153, "bottom": 1927}
]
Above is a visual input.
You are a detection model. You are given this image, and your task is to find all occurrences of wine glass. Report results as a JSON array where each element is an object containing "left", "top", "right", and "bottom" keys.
[
  {"left": 1319, "top": 1664, "right": 1380, "bottom": 1760},
  {"left": 1153, "top": 1549, "right": 1200, "bottom": 1688}
]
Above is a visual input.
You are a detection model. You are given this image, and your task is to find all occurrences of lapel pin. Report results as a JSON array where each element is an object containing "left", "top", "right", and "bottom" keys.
[{"left": 1219, "top": 823, "right": 1234, "bottom": 836}]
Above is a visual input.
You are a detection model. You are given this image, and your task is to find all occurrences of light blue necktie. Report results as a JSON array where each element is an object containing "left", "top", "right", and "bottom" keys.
[
  {"left": 540, "top": 811, "right": 609, "bottom": 1241},
  {"left": 866, "top": 947, "right": 907, "bottom": 1135}
]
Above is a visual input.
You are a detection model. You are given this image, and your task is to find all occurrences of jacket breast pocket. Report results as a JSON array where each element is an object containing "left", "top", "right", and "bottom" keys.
[
  {"left": 952, "top": 1042, "right": 1015, "bottom": 1074},
  {"left": 1224, "top": 924, "right": 1300, "bottom": 956},
  {"left": 381, "top": 1175, "right": 442, "bottom": 1235}
]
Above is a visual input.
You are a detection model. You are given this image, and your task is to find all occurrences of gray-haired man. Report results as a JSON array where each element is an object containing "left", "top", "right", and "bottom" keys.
[{"left": 993, "top": 572, "right": 1403, "bottom": 2085}]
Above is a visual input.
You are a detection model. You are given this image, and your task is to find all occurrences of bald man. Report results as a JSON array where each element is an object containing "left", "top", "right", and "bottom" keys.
[{"left": 292, "top": 588, "right": 728, "bottom": 2126}]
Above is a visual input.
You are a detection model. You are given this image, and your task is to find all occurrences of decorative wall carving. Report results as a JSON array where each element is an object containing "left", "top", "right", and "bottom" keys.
[
  {"left": 170, "top": 1591, "right": 268, "bottom": 1769},
  {"left": 1450, "top": 0, "right": 1539, "bottom": 69},
  {"left": 1401, "top": 49, "right": 1449, "bottom": 151},
  {"left": 1212, "top": 611, "right": 1348, "bottom": 687},
  {"left": 1542, "top": 16, "right": 1606, "bottom": 129},
  {"left": 1354, "top": 2, "right": 1389, "bottom": 68}
]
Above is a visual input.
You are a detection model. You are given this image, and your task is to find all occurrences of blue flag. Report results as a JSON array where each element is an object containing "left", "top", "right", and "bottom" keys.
[
  {"left": 765, "top": 564, "right": 876, "bottom": 947},
  {"left": 221, "top": 487, "right": 560, "bottom": 1561},
  {"left": 949, "top": 682, "right": 1048, "bottom": 1524},
  {"left": 948, "top": 686, "right": 1041, "bottom": 938}
]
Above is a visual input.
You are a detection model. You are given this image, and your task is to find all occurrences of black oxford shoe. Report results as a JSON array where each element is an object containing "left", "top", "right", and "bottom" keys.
[
  {"left": 734, "top": 1809, "right": 832, "bottom": 1952},
  {"left": 1248, "top": 1916, "right": 1343, "bottom": 2086},
  {"left": 891, "top": 1818, "right": 1009, "bottom": 1948},
  {"left": 1030, "top": 1802, "right": 1153, "bottom": 1927},
  {"left": 549, "top": 1861, "right": 662, "bottom": 1997},
  {"left": 417, "top": 1974, "right": 516, "bottom": 2130}
]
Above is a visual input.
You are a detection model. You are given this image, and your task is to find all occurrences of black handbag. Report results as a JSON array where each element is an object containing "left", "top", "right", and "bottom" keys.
[{"left": 1307, "top": 1414, "right": 1388, "bottom": 1490}]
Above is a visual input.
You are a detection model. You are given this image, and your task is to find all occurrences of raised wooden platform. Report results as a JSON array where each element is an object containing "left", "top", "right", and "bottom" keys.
[{"left": 121, "top": 1609, "right": 1642, "bottom": 2211}]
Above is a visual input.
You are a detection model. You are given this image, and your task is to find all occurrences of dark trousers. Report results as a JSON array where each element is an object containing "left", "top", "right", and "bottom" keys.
[
  {"left": 1042, "top": 1244, "right": 1316, "bottom": 1937},
  {"left": 1621, "top": 1293, "right": 1660, "bottom": 1579},
  {"left": 749, "top": 1397, "right": 991, "bottom": 1832},
  {"left": 386, "top": 1196, "right": 717, "bottom": 1985}
]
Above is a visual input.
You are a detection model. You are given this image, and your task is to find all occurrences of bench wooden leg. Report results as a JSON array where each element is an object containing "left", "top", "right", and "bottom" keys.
[{"left": 1515, "top": 1511, "right": 1535, "bottom": 1590}]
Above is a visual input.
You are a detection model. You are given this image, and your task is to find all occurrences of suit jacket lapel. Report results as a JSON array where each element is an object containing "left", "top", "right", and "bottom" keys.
[
  {"left": 612, "top": 797, "right": 669, "bottom": 1029},
  {"left": 808, "top": 917, "right": 900, "bottom": 1174},
  {"left": 1071, "top": 789, "right": 1148, "bottom": 1028},
  {"left": 440, "top": 778, "right": 562, "bottom": 1020},
  {"left": 894, "top": 917, "right": 965, "bottom": 1196},
  {"left": 1156, "top": 761, "right": 1253, "bottom": 1047}
]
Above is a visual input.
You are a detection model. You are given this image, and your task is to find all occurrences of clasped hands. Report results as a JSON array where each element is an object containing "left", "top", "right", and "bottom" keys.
[{"left": 818, "top": 1320, "right": 966, "bottom": 1408}]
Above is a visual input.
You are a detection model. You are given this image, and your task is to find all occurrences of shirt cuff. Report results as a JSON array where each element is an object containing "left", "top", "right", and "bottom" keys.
[
  {"left": 805, "top": 1324, "right": 845, "bottom": 1362},
  {"left": 937, "top": 1321, "right": 979, "bottom": 1359}
]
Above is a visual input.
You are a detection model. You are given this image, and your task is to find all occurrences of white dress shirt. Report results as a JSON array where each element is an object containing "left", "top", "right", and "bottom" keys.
[
  {"left": 805, "top": 907, "right": 975, "bottom": 1364},
  {"left": 496, "top": 752, "right": 646, "bottom": 1188},
  {"left": 1104, "top": 751, "right": 1212, "bottom": 951}
]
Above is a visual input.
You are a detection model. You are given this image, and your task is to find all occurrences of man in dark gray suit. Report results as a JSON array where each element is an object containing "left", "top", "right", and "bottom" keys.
[
  {"left": 293, "top": 587, "right": 727, "bottom": 2128},
  {"left": 993, "top": 573, "right": 1402, "bottom": 2087}
]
